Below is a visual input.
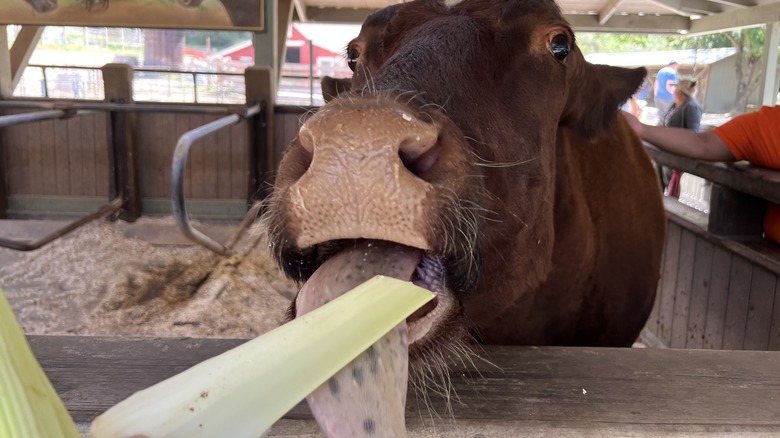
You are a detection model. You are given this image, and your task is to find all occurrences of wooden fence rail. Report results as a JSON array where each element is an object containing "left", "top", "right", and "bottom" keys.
[
  {"left": 29, "top": 335, "right": 780, "bottom": 437},
  {"left": 644, "top": 143, "right": 780, "bottom": 351}
]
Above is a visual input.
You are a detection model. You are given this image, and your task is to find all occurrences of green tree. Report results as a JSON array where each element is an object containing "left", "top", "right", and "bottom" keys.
[{"left": 723, "top": 27, "right": 765, "bottom": 114}]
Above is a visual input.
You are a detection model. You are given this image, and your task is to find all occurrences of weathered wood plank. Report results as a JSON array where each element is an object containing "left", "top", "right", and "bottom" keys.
[
  {"left": 703, "top": 246, "right": 732, "bottom": 349},
  {"left": 80, "top": 113, "right": 97, "bottom": 197},
  {"left": 646, "top": 261, "right": 662, "bottom": 335},
  {"left": 26, "top": 118, "right": 43, "bottom": 194},
  {"left": 231, "top": 119, "right": 246, "bottom": 200},
  {"left": 138, "top": 113, "right": 160, "bottom": 198},
  {"left": 744, "top": 267, "right": 777, "bottom": 350},
  {"left": 93, "top": 113, "right": 110, "bottom": 197},
  {"left": 66, "top": 115, "right": 84, "bottom": 196},
  {"left": 770, "top": 280, "right": 780, "bottom": 351},
  {"left": 177, "top": 113, "right": 192, "bottom": 198},
  {"left": 657, "top": 222, "right": 681, "bottom": 345},
  {"left": 723, "top": 256, "right": 753, "bottom": 349},
  {"left": 54, "top": 117, "right": 71, "bottom": 196},
  {"left": 39, "top": 119, "right": 58, "bottom": 196},
  {"left": 2, "top": 110, "right": 25, "bottom": 195},
  {"left": 670, "top": 229, "right": 696, "bottom": 348},
  {"left": 188, "top": 114, "right": 204, "bottom": 199},
  {"left": 216, "top": 120, "right": 232, "bottom": 199},
  {"left": 202, "top": 115, "right": 219, "bottom": 199},
  {"left": 28, "top": 336, "right": 780, "bottom": 436},
  {"left": 686, "top": 238, "right": 713, "bottom": 348},
  {"left": 161, "top": 112, "right": 177, "bottom": 199}
]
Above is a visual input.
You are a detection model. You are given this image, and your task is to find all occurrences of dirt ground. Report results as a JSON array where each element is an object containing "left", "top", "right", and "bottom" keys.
[{"left": 0, "top": 216, "right": 297, "bottom": 339}]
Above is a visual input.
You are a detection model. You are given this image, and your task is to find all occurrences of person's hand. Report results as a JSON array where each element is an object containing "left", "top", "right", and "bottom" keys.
[{"left": 621, "top": 110, "right": 644, "bottom": 138}]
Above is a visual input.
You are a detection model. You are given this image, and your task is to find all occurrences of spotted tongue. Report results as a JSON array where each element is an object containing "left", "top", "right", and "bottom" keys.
[{"left": 296, "top": 240, "right": 422, "bottom": 437}]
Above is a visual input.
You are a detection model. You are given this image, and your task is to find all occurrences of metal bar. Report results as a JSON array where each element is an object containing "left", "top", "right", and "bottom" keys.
[
  {"left": 0, "top": 100, "right": 253, "bottom": 115},
  {"left": 28, "top": 64, "right": 244, "bottom": 77},
  {"left": 41, "top": 66, "right": 49, "bottom": 98},
  {"left": 192, "top": 72, "right": 198, "bottom": 104},
  {"left": 0, "top": 110, "right": 65, "bottom": 128},
  {"left": 0, "top": 197, "right": 122, "bottom": 251},
  {"left": 172, "top": 103, "right": 260, "bottom": 255}
]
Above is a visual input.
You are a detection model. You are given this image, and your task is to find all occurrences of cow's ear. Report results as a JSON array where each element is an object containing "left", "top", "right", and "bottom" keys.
[
  {"left": 561, "top": 57, "right": 646, "bottom": 137},
  {"left": 321, "top": 76, "right": 352, "bottom": 102}
]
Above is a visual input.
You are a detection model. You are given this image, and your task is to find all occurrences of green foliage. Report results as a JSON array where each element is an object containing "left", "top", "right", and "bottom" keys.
[{"left": 576, "top": 32, "right": 734, "bottom": 56}]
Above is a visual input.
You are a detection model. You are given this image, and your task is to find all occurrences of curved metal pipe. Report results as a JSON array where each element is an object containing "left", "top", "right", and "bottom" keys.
[
  {"left": 0, "top": 110, "right": 67, "bottom": 128},
  {"left": 171, "top": 104, "right": 260, "bottom": 255},
  {"left": 0, "top": 197, "right": 122, "bottom": 251}
]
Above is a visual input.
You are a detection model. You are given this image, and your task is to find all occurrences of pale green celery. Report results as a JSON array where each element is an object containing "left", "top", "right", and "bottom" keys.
[
  {"left": 90, "top": 275, "right": 434, "bottom": 438},
  {"left": 0, "top": 289, "right": 81, "bottom": 438}
]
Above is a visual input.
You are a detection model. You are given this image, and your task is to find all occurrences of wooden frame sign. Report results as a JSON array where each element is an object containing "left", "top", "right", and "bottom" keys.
[{"left": 0, "top": 0, "right": 265, "bottom": 31}]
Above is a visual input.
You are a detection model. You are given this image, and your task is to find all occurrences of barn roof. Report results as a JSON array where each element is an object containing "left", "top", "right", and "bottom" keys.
[{"left": 293, "top": 0, "right": 780, "bottom": 35}]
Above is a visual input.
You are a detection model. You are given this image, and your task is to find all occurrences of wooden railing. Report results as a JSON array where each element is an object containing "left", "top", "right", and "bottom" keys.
[{"left": 643, "top": 143, "right": 780, "bottom": 351}]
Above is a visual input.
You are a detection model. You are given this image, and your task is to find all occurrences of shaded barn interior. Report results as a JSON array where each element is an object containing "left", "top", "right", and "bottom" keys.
[{"left": 2, "top": 91, "right": 779, "bottom": 352}]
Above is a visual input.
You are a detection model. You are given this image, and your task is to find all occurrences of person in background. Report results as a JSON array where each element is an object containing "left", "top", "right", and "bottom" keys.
[
  {"left": 653, "top": 61, "right": 679, "bottom": 121},
  {"left": 660, "top": 79, "right": 703, "bottom": 198},
  {"left": 622, "top": 106, "right": 780, "bottom": 245}
]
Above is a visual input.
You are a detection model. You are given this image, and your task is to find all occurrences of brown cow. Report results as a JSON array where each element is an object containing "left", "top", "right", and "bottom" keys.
[{"left": 265, "top": 1, "right": 665, "bottom": 426}]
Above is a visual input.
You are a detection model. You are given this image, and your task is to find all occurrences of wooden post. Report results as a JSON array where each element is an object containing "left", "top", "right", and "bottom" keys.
[
  {"left": 101, "top": 63, "right": 141, "bottom": 222},
  {"left": 0, "top": 26, "right": 13, "bottom": 99},
  {"left": 245, "top": 67, "right": 274, "bottom": 204},
  {"left": 707, "top": 184, "right": 767, "bottom": 239},
  {"left": 759, "top": 21, "right": 780, "bottom": 107},
  {"left": 277, "top": 0, "right": 294, "bottom": 85},
  {"left": 10, "top": 26, "right": 44, "bottom": 92}
]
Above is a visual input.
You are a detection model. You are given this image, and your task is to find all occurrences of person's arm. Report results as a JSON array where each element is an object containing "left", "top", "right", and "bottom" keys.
[
  {"left": 665, "top": 79, "right": 675, "bottom": 94},
  {"left": 622, "top": 111, "right": 736, "bottom": 162}
]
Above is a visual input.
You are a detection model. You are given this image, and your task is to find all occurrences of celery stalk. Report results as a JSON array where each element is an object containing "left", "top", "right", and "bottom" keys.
[
  {"left": 0, "top": 289, "right": 81, "bottom": 438},
  {"left": 90, "top": 275, "right": 434, "bottom": 438}
]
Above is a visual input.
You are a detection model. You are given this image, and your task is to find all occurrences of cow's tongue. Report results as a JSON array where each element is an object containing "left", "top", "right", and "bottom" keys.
[{"left": 296, "top": 240, "right": 422, "bottom": 437}]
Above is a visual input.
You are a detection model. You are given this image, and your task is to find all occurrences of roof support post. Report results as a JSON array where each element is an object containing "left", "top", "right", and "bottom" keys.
[
  {"left": 758, "top": 21, "right": 780, "bottom": 106},
  {"left": 277, "top": 0, "right": 294, "bottom": 86},
  {"left": 102, "top": 63, "right": 141, "bottom": 222},
  {"left": 0, "top": 26, "right": 44, "bottom": 99},
  {"left": 0, "top": 27, "right": 12, "bottom": 99}
]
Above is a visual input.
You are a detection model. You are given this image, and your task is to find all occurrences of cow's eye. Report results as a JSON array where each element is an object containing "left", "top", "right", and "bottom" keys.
[
  {"left": 549, "top": 33, "right": 571, "bottom": 62},
  {"left": 347, "top": 48, "right": 360, "bottom": 72}
]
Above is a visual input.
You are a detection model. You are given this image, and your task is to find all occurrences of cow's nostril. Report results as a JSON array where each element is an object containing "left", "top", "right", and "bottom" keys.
[
  {"left": 398, "top": 120, "right": 439, "bottom": 176},
  {"left": 400, "top": 143, "right": 440, "bottom": 176}
]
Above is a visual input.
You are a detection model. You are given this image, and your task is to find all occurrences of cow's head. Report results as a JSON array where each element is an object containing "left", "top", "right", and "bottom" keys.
[{"left": 266, "top": 0, "right": 645, "bottom": 361}]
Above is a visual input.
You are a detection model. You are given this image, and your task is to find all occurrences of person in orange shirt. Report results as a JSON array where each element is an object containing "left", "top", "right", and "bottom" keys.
[{"left": 623, "top": 105, "right": 780, "bottom": 244}]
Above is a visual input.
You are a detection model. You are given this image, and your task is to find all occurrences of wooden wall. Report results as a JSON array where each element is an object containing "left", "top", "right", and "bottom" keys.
[
  {"left": 0, "top": 106, "right": 308, "bottom": 217},
  {"left": 135, "top": 112, "right": 248, "bottom": 201},
  {"left": 645, "top": 212, "right": 780, "bottom": 351},
  {"left": 1, "top": 109, "right": 110, "bottom": 198},
  {"left": 273, "top": 105, "right": 313, "bottom": 166}
]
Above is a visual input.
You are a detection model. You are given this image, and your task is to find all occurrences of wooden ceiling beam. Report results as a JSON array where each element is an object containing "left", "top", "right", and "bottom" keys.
[
  {"left": 305, "top": 7, "right": 691, "bottom": 33},
  {"left": 688, "top": 2, "right": 780, "bottom": 34},
  {"left": 599, "top": 0, "right": 625, "bottom": 25},
  {"left": 705, "top": 0, "right": 754, "bottom": 7},
  {"left": 566, "top": 13, "right": 692, "bottom": 33},
  {"left": 646, "top": 0, "right": 723, "bottom": 16}
]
